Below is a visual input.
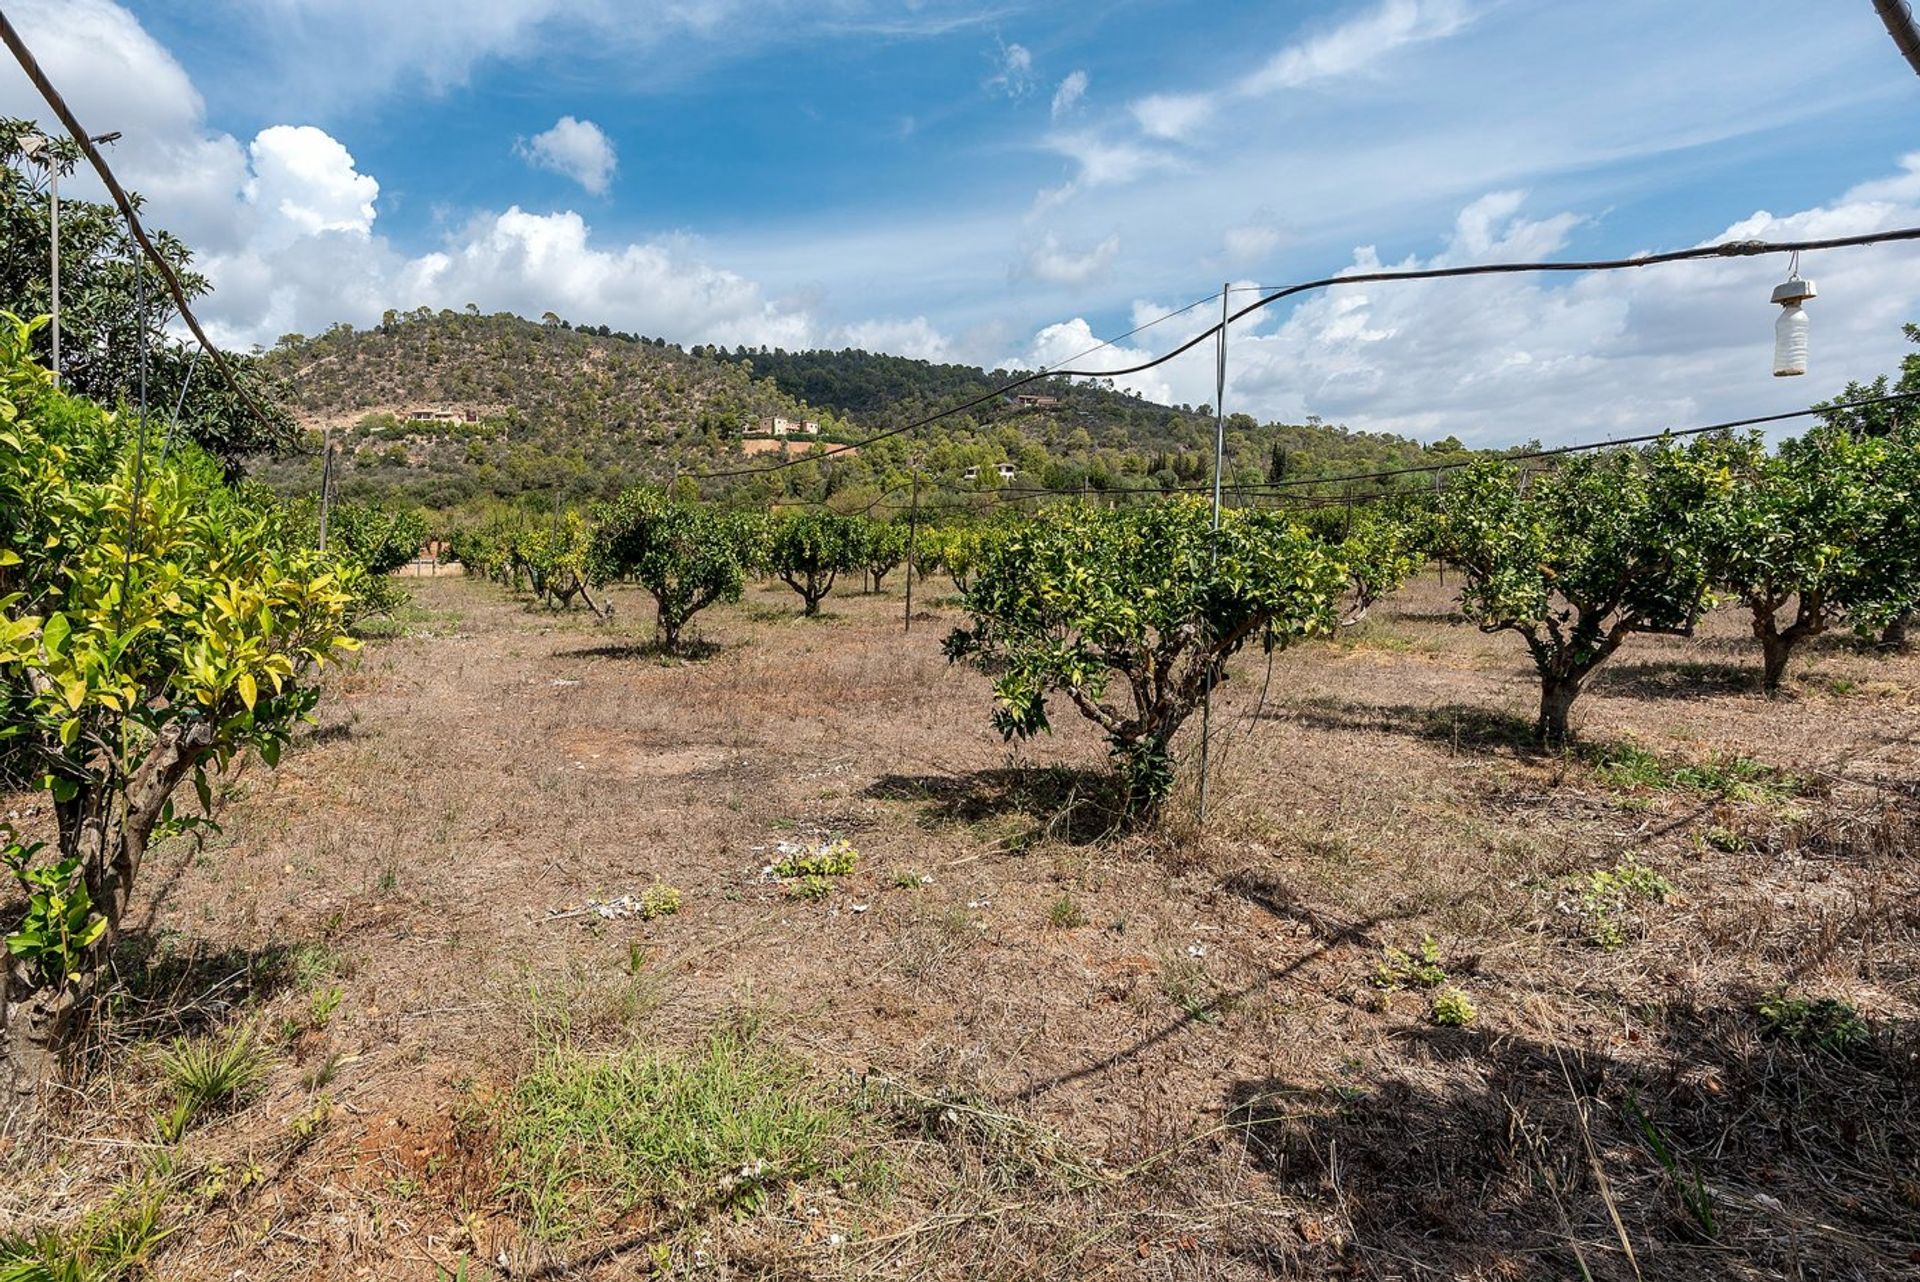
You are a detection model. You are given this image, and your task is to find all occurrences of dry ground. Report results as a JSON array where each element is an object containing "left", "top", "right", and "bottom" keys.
[{"left": 4, "top": 571, "right": 1918, "bottom": 1280}]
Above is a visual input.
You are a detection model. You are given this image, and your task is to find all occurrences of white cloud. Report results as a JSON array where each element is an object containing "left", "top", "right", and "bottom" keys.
[
  {"left": 1130, "top": 93, "right": 1213, "bottom": 141},
  {"left": 1222, "top": 221, "right": 1284, "bottom": 266},
  {"left": 1024, "top": 232, "right": 1121, "bottom": 287},
  {"left": 1237, "top": 0, "right": 1472, "bottom": 95},
  {"left": 517, "top": 115, "right": 617, "bottom": 194},
  {"left": 187, "top": 1, "right": 1007, "bottom": 114},
  {"left": 1050, "top": 70, "right": 1088, "bottom": 119},
  {"left": 245, "top": 126, "right": 380, "bottom": 249},
  {"left": 987, "top": 40, "right": 1035, "bottom": 98},
  {"left": 999, "top": 174, "right": 1920, "bottom": 445},
  {"left": 829, "top": 316, "right": 952, "bottom": 362},
  {"left": 1118, "top": 1, "right": 1472, "bottom": 170}
]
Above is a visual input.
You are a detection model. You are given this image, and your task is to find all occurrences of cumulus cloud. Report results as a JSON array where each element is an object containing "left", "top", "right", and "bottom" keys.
[
  {"left": 1050, "top": 70, "right": 1088, "bottom": 119},
  {"left": 1024, "top": 232, "right": 1121, "bottom": 287},
  {"left": 517, "top": 115, "right": 617, "bottom": 194},
  {"left": 1, "top": 1, "right": 816, "bottom": 353},
  {"left": 998, "top": 172, "right": 1920, "bottom": 445},
  {"left": 245, "top": 126, "right": 380, "bottom": 249}
]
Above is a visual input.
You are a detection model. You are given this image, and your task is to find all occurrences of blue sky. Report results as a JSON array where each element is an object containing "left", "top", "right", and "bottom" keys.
[{"left": 8, "top": 1, "right": 1920, "bottom": 443}]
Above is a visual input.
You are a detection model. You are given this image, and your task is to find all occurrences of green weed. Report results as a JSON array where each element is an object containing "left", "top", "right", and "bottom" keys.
[
  {"left": 0, "top": 1185, "right": 171, "bottom": 1281},
  {"left": 1756, "top": 991, "right": 1870, "bottom": 1055},
  {"left": 782, "top": 875, "right": 834, "bottom": 902},
  {"left": 1045, "top": 894, "right": 1087, "bottom": 929},
  {"left": 1567, "top": 856, "right": 1674, "bottom": 949},
  {"left": 640, "top": 884, "right": 682, "bottom": 919},
  {"left": 1430, "top": 987, "right": 1477, "bottom": 1027},
  {"left": 1373, "top": 935, "right": 1447, "bottom": 989},
  {"left": 770, "top": 838, "right": 858, "bottom": 878},
  {"left": 1588, "top": 743, "right": 1801, "bottom": 803},
  {"left": 495, "top": 1017, "right": 865, "bottom": 1239},
  {"left": 155, "top": 1027, "right": 273, "bottom": 1138}
]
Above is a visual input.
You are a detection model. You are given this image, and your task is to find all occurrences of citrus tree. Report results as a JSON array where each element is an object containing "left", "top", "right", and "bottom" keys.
[
  {"left": 944, "top": 498, "right": 1345, "bottom": 821},
  {"left": 854, "top": 518, "right": 909, "bottom": 593},
  {"left": 1430, "top": 442, "right": 1735, "bottom": 743},
  {"left": 0, "top": 316, "right": 357, "bottom": 1088},
  {"left": 1710, "top": 428, "right": 1887, "bottom": 693},
  {"left": 1335, "top": 504, "right": 1425, "bottom": 625},
  {"left": 592, "top": 488, "right": 759, "bottom": 652},
  {"left": 768, "top": 511, "right": 859, "bottom": 616}
]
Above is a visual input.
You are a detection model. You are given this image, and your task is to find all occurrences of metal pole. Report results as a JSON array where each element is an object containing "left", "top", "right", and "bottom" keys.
[
  {"left": 1196, "top": 284, "right": 1230, "bottom": 827},
  {"left": 48, "top": 165, "right": 58, "bottom": 385},
  {"left": 904, "top": 463, "right": 920, "bottom": 635},
  {"left": 317, "top": 429, "right": 333, "bottom": 552}
]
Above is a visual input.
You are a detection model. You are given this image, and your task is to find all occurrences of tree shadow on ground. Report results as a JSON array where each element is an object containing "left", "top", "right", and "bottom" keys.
[
  {"left": 554, "top": 638, "right": 724, "bottom": 662},
  {"left": 865, "top": 765, "right": 1128, "bottom": 846},
  {"left": 1268, "top": 698, "right": 1542, "bottom": 757},
  {"left": 94, "top": 936, "right": 310, "bottom": 1050},
  {"left": 1220, "top": 1000, "right": 1920, "bottom": 1280},
  {"left": 1590, "top": 660, "right": 1758, "bottom": 700}
]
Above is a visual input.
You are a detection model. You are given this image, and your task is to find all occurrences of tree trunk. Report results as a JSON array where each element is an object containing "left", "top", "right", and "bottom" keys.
[
  {"left": 1536, "top": 676, "right": 1582, "bottom": 745},
  {"left": 1882, "top": 610, "right": 1912, "bottom": 652},
  {"left": 661, "top": 619, "right": 682, "bottom": 654},
  {"left": 5, "top": 721, "right": 213, "bottom": 1094},
  {"left": 1759, "top": 630, "right": 1794, "bottom": 696},
  {"left": 803, "top": 592, "right": 822, "bottom": 617}
]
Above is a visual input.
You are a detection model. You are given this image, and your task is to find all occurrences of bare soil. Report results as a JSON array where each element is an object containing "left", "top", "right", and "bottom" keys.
[{"left": 5, "top": 572, "right": 1918, "bottom": 1280}]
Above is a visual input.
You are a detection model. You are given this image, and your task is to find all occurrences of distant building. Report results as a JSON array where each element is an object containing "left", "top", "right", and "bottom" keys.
[
  {"left": 962, "top": 462, "right": 1019, "bottom": 481},
  {"left": 407, "top": 408, "right": 478, "bottom": 423},
  {"left": 1012, "top": 393, "right": 1061, "bottom": 409},
  {"left": 756, "top": 415, "right": 820, "bottom": 436}
]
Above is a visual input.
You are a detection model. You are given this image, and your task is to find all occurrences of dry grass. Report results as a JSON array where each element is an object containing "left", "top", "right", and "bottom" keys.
[{"left": 3, "top": 571, "right": 1917, "bottom": 1280}]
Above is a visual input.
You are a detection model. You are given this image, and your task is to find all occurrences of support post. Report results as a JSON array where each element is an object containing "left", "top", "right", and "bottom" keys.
[
  {"left": 1197, "top": 284, "right": 1230, "bottom": 827},
  {"left": 904, "top": 462, "right": 920, "bottom": 635},
  {"left": 317, "top": 429, "right": 334, "bottom": 553}
]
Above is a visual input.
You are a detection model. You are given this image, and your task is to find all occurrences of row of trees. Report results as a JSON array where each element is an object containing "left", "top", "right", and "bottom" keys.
[
  {"left": 1, "top": 316, "right": 364, "bottom": 1091},
  {"left": 449, "top": 500, "right": 985, "bottom": 651},
  {"left": 941, "top": 426, "right": 1920, "bottom": 821}
]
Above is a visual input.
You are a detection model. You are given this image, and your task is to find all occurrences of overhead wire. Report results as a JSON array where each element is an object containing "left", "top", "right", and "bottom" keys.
[
  {"left": 694, "top": 226, "right": 1920, "bottom": 485},
  {"left": 921, "top": 390, "right": 1920, "bottom": 511},
  {"left": 692, "top": 288, "right": 1227, "bottom": 480}
]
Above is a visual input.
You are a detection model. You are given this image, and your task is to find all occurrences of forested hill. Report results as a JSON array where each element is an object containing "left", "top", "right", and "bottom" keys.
[
  {"left": 260, "top": 308, "right": 820, "bottom": 440},
  {"left": 252, "top": 308, "right": 832, "bottom": 506},
  {"left": 250, "top": 308, "right": 1481, "bottom": 510}
]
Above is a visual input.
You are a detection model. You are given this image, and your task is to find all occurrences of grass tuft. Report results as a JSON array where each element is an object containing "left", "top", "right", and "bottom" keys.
[
  {"left": 494, "top": 1017, "right": 869, "bottom": 1240},
  {"left": 155, "top": 1026, "right": 273, "bottom": 1139}
]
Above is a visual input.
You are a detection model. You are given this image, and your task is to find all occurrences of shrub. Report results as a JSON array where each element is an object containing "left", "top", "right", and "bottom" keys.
[
  {"left": 768, "top": 511, "right": 860, "bottom": 616},
  {"left": 945, "top": 498, "right": 1344, "bottom": 821},
  {"left": 592, "top": 488, "right": 757, "bottom": 652},
  {"left": 0, "top": 316, "right": 357, "bottom": 1091},
  {"left": 1429, "top": 442, "right": 1737, "bottom": 743}
]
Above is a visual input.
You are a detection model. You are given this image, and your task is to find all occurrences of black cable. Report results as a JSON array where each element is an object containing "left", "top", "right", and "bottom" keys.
[
  {"left": 694, "top": 289, "right": 1225, "bottom": 480},
  {"left": 942, "top": 390, "right": 1920, "bottom": 509},
  {"left": 693, "top": 226, "right": 1920, "bottom": 484}
]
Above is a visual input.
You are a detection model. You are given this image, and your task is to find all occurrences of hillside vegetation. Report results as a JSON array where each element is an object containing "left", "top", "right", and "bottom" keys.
[{"left": 253, "top": 309, "right": 1481, "bottom": 512}]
